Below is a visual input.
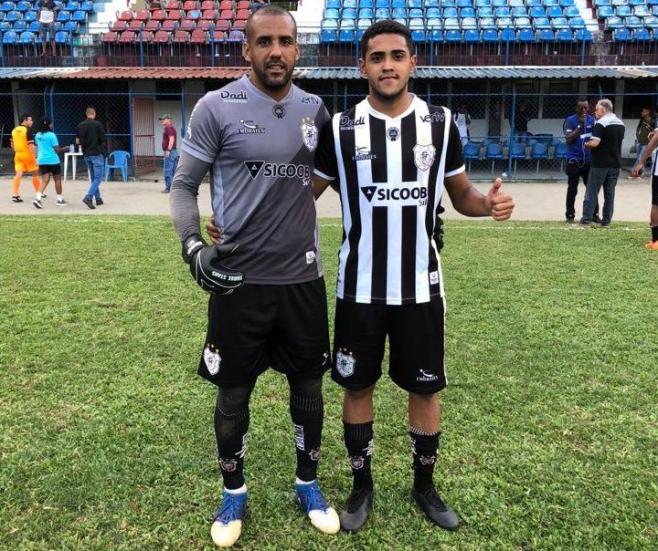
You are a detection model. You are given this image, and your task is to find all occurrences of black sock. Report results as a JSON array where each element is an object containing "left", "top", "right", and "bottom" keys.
[
  {"left": 289, "top": 384, "right": 324, "bottom": 482},
  {"left": 652, "top": 225, "right": 658, "bottom": 242},
  {"left": 214, "top": 389, "right": 251, "bottom": 490},
  {"left": 410, "top": 428, "right": 441, "bottom": 492},
  {"left": 344, "top": 421, "right": 374, "bottom": 491}
]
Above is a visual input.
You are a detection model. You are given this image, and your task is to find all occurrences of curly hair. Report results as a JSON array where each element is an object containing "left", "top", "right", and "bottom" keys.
[{"left": 360, "top": 20, "right": 413, "bottom": 58}]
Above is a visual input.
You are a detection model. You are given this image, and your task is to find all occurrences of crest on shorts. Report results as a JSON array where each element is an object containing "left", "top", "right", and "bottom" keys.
[
  {"left": 300, "top": 117, "right": 318, "bottom": 152},
  {"left": 335, "top": 349, "right": 356, "bottom": 378},
  {"left": 413, "top": 144, "right": 436, "bottom": 171},
  {"left": 203, "top": 345, "right": 221, "bottom": 376}
]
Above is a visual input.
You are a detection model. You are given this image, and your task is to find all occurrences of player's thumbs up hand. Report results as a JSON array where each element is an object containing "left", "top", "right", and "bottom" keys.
[{"left": 486, "top": 177, "right": 515, "bottom": 221}]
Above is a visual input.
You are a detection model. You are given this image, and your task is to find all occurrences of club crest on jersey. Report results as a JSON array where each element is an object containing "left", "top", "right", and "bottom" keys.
[
  {"left": 387, "top": 127, "right": 400, "bottom": 141},
  {"left": 413, "top": 144, "right": 436, "bottom": 171},
  {"left": 300, "top": 117, "right": 318, "bottom": 152},
  {"left": 273, "top": 104, "right": 286, "bottom": 118},
  {"left": 204, "top": 345, "right": 221, "bottom": 376},
  {"left": 335, "top": 348, "right": 356, "bottom": 378}
]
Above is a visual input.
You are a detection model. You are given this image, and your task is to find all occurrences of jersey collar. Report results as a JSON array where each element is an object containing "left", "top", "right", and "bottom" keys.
[
  {"left": 241, "top": 74, "right": 295, "bottom": 104},
  {"left": 364, "top": 94, "right": 418, "bottom": 121}
]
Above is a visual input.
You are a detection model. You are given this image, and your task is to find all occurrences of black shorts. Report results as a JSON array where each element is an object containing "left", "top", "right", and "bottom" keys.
[
  {"left": 332, "top": 295, "right": 447, "bottom": 395},
  {"left": 39, "top": 163, "right": 61, "bottom": 176},
  {"left": 198, "top": 278, "right": 331, "bottom": 387},
  {"left": 652, "top": 174, "right": 658, "bottom": 206}
]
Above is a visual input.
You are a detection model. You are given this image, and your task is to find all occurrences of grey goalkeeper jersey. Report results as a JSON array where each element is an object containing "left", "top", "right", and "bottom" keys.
[{"left": 179, "top": 76, "right": 330, "bottom": 285}]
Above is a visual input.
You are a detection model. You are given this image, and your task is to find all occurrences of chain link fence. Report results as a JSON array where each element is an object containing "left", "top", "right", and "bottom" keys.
[{"left": 2, "top": 83, "right": 657, "bottom": 180}]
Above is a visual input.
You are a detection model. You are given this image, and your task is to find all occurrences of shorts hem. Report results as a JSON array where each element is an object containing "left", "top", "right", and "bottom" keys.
[
  {"left": 389, "top": 372, "right": 446, "bottom": 395},
  {"left": 330, "top": 370, "right": 381, "bottom": 391}
]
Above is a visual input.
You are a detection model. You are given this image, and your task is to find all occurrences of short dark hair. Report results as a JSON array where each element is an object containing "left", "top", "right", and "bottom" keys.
[
  {"left": 245, "top": 4, "right": 297, "bottom": 42},
  {"left": 20, "top": 113, "right": 32, "bottom": 123},
  {"left": 39, "top": 118, "right": 52, "bottom": 133},
  {"left": 360, "top": 20, "right": 413, "bottom": 57}
]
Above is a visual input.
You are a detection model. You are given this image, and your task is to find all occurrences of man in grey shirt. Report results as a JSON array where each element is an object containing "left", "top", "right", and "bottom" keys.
[{"left": 169, "top": 6, "right": 338, "bottom": 547}]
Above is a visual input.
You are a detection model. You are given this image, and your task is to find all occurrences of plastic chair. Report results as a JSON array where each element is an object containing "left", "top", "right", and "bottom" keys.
[
  {"left": 553, "top": 141, "right": 568, "bottom": 170},
  {"left": 104, "top": 150, "right": 131, "bottom": 182},
  {"left": 486, "top": 142, "right": 504, "bottom": 173},
  {"left": 531, "top": 142, "right": 548, "bottom": 173},
  {"left": 463, "top": 142, "right": 480, "bottom": 171},
  {"left": 509, "top": 142, "right": 526, "bottom": 173}
]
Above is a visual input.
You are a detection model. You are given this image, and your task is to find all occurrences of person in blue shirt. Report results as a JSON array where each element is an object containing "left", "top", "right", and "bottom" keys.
[
  {"left": 33, "top": 118, "right": 67, "bottom": 209},
  {"left": 563, "top": 100, "right": 599, "bottom": 223}
]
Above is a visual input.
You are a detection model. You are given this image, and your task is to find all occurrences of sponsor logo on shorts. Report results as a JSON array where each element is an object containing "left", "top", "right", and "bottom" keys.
[
  {"left": 238, "top": 120, "right": 266, "bottom": 134},
  {"left": 416, "top": 369, "right": 439, "bottom": 383},
  {"left": 244, "top": 160, "right": 312, "bottom": 186},
  {"left": 220, "top": 90, "right": 248, "bottom": 103},
  {"left": 203, "top": 345, "right": 221, "bottom": 376},
  {"left": 335, "top": 348, "right": 356, "bottom": 378}
]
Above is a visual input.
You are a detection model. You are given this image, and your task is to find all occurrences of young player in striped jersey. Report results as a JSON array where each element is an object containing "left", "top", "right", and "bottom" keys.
[
  {"left": 313, "top": 21, "right": 515, "bottom": 532},
  {"left": 630, "top": 125, "right": 658, "bottom": 249}
]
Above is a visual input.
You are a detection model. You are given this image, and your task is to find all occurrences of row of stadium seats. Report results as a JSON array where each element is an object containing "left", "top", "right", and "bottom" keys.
[
  {"left": 604, "top": 15, "right": 658, "bottom": 28},
  {"left": 321, "top": 26, "right": 593, "bottom": 40},
  {"left": 102, "top": 28, "right": 244, "bottom": 43},
  {"left": 326, "top": 0, "right": 577, "bottom": 7},
  {"left": 322, "top": 16, "right": 588, "bottom": 30},
  {"left": 598, "top": 5, "right": 658, "bottom": 16},
  {"left": 324, "top": 6, "right": 583, "bottom": 17},
  {"left": 0, "top": 10, "right": 89, "bottom": 22},
  {"left": 117, "top": 8, "right": 251, "bottom": 21},
  {"left": 0, "top": 19, "right": 80, "bottom": 31},
  {"left": 109, "top": 18, "right": 245, "bottom": 32},
  {"left": 612, "top": 26, "right": 658, "bottom": 38},
  {"left": 1, "top": 29, "right": 71, "bottom": 43},
  {"left": 0, "top": 0, "right": 93, "bottom": 11},
  {"left": 595, "top": 0, "right": 658, "bottom": 5},
  {"left": 464, "top": 141, "right": 568, "bottom": 172},
  {"left": 157, "top": 0, "right": 251, "bottom": 9}
]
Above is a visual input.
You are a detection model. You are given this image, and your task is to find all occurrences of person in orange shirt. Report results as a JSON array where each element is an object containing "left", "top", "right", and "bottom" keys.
[{"left": 11, "top": 113, "right": 41, "bottom": 203}]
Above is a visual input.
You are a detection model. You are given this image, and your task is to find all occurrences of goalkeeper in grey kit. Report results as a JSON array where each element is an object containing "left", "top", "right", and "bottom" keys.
[{"left": 169, "top": 5, "right": 339, "bottom": 548}]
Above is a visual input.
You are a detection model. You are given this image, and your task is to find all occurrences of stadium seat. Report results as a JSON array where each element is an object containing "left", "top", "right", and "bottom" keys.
[
  {"left": 71, "top": 10, "right": 86, "bottom": 23},
  {"left": 342, "top": 7, "right": 357, "bottom": 18},
  {"left": 533, "top": 17, "right": 552, "bottom": 29},
  {"left": 560, "top": 0, "right": 575, "bottom": 5},
  {"left": 461, "top": 7, "right": 476, "bottom": 17},
  {"left": 462, "top": 17, "right": 478, "bottom": 29},
  {"left": 63, "top": 20, "right": 78, "bottom": 33},
  {"left": 232, "top": 20, "right": 246, "bottom": 31},
  {"left": 320, "top": 29, "right": 337, "bottom": 42},
  {"left": 633, "top": 5, "right": 650, "bottom": 16},
  {"left": 574, "top": 28, "right": 593, "bottom": 40},
  {"left": 359, "top": 8, "right": 373, "bottom": 18},
  {"left": 201, "top": 9, "right": 216, "bottom": 19},
  {"left": 462, "top": 142, "right": 480, "bottom": 172},
  {"left": 478, "top": 6, "right": 494, "bottom": 17},
  {"left": 511, "top": 6, "right": 527, "bottom": 17},
  {"left": 625, "top": 16, "right": 643, "bottom": 28},
  {"left": 509, "top": 142, "right": 526, "bottom": 173},
  {"left": 408, "top": 7, "right": 423, "bottom": 18},
  {"left": 182, "top": 0, "right": 197, "bottom": 10},
  {"left": 23, "top": 10, "right": 36, "bottom": 22},
  {"left": 179, "top": 18, "right": 195, "bottom": 31},
  {"left": 518, "top": 27, "right": 534, "bottom": 41},
  {"left": 494, "top": 6, "right": 510, "bottom": 17},
  {"left": 119, "top": 30, "right": 136, "bottom": 43},
  {"left": 186, "top": 9, "right": 201, "bottom": 20},
  {"left": 161, "top": 19, "right": 178, "bottom": 31},
  {"left": 546, "top": 6, "right": 563, "bottom": 18},
  {"left": 444, "top": 17, "right": 460, "bottom": 29},
  {"left": 445, "top": 29, "right": 462, "bottom": 41},
  {"left": 357, "top": 18, "right": 372, "bottom": 28},
  {"left": 597, "top": 5, "right": 614, "bottom": 17},
  {"left": 556, "top": 28, "right": 573, "bottom": 40},
  {"left": 391, "top": 7, "right": 405, "bottom": 18},
  {"left": 102, "top": 30, "right": 118, "bottom": 43},
  {"left": 197, "top": 20, "right": 213, "bottom": 31},
  {"left": 479, "top": 17, "right": 496, "bottom": 29},
  {"left": 0, "top": 1, "right": 14, "bottom": 12},
  {"left": 338, "top": 29, "right": 355, "bottom": 41},
  {"left": 464, "top": 28, "right": 479, "bottom": 42},
  {"left": 321, "top": 19, "right": 338, "bottom": 30},
  {"left": 5, "top": 9, "right": 19, "bottom": 21},
  {"left": 28, "top": 20, "right": 40, "bottom": 32},
  {"left": 444, "top": 7, "right": 458, "bottom": 17},
  {"left": 645, "top": 15, "right": 658, "bottom": 28},
  {"left": 633, "top": 27, "right": 651, "bottom": 40},
  {"left": 375, "top": 7, "right": 391, "bottom": 18},
  {"left": 514, "top": 17, "right": 532, "bottom": 29},
  {"left": 426, "top": 7, "right": 441, "bottom": 18},
  {"left": 13, "top": 19, "right": 26, "bottom": 31},
  {"left": 497, "top": 17, "right": 513, "bottom": 28},
  {"left": 456, "top": 0, "right": 471, "bottom": 6},
  {"left": 409, "top": 17, "right": 424, "bottom": 29},
  {"left": 361, "top": 0, "right": 374, "bottom": 6},
  {"left": 190, "top": 29, "right": 206, "bottom": 43},
  {"left": 153, "top": 29, "right": 170, "bottom": 43},
  {"left": 616, "top": 5, "right": 632, "bottom": 17},
  {"left": 613, "top": 27, "right": 631, "bottom": 40},
  {"left": 552, "top": 17, "right": 570, "bottom": 29},
  {"left": 375, "top": 0, "right": 389, "bottom": 6},
  {"left": 15, "top": 0, "right": 29, "bottom": 11},
  {"left": 426, "top": 17, "right": 442, "bottom": 28},
  {"left": 411, "top": 29, "right": 427, "bottom": 41},
  {"left": 538, "top": 28, "right": 555, "bottom": 40},
  {"left": 151, "top": 9, "right": 166, "bottom": 20},
  {"left": 18, "top": 29, "right": 34, "bottom": 43},
  {"left": 236, "top": 0, "right": 250, "bottom": 8},
  {"left": 500, "top": 28, "right": 515, "bottom": 41},
  {"left": 201, "top": 0, "right": 216, "bottom": 9},
  {"left": 605, "top": 16, "right": 624, "bottom": 29},
  {"left": 408, "top": 0, "right": 423, "bottom": 7},
  {"left": 486, "top": 142, "right": 504, "bottom": 173},
  {"left": 569, "top": 17, "right": 585, "bottom": 29},
  {"left": 529, "top": 6, "right": 546, "bottom": 18},
  {"left": 341, "top": 18, "right": 355, "bottom": 29},
  {"left": 531, "top": 142, "right": 548, "bottom": 172},
  {"left": 104, "top": 151, "right": 131, "bottom": 181},
  {"left": 553, "top": 141, "right": 567, "bottom": 170},
  {"left": 428, "top": 29, "right": 444, "bottom": 41},
  {"left": 54, "top": 30, "right": 69, "bottom": 44},
  {"left": 344, "top": 0, "right": 357, "bottom": 7},
  {"left": 482, "top": 28, "right": 498, "bottom": 41}
]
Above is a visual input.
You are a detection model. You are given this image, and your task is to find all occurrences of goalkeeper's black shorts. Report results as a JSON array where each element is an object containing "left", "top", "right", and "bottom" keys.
[{"left": 198, "top": 277, "right": 330, "bottom": 387}]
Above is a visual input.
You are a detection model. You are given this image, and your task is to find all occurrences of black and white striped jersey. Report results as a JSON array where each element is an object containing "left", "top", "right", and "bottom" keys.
[{"left": 314, "top": 96, "right": 464, "bottom": 305}]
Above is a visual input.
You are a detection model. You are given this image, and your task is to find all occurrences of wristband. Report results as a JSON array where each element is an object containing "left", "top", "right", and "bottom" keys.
[{"left": 182, "top": 234, "right": 205, "bottom": 264}]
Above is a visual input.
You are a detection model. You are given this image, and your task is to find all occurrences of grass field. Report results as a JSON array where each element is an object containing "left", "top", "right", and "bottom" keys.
[{"left": 1, "top": 216, "right": 657, "bottom": 550}]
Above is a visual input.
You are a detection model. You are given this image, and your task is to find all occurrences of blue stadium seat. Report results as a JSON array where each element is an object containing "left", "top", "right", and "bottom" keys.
[
  {"left": 496, "top": 17, "right": 513, "bottom": 28},
  {"left": 634, "top": 27, "right": 651, "bottom": 40},
  {"left": 5, "top": 9, "right": 19, "bottom": 21},
  {"left": 616, "top": 5, "right": 632, "bottom": 17},
  {"left": 342, "top": 7, "right": 357, "bottom": 18},
  {"left": 494, "top": 6, "right": 510, "bottom": 17},
  {"left": 2, "top": 29, "right": 16, "bottom": 42},
  {"left": 462, "top": 17, "right": 478, "bottom": 28},
  {"left": 426, "top": 17, "right": 442, "bottom": 28},
  {"left": 411, "top": 29, "right": 426, "bottom": 41},
  {"left": 428, "top": 29, "right": 444, "bottom": 41},
  {"left": 628, "top": 0, "right": 644, "bottom": 4},
  {"left": 391, "top": 7, "right": 406, "bottom": 17},
  {"left": 538, "top": 28, "right": 555, "bottom": 40},
  {"left": 341, "top": 18, "right": 355, "bottom": 29},
  {"left": 338, "top": 29, "right": 355, "bottom": 41},
  {"left": 613, "top": 27, "right": 631, "bottom": 39},
  {"left": 23, "top": 10, "right": 36, "bottom": 22},
  {"left": 509, "top": 142, "right": 526, "bottom": 173},
  {"left": 441, "top": 0, "right": 457, "bottom": 6},
  {"left": 444, "top": 7, "right": 458, "bottom": 17},
  {"left": 625, "top": 15, "right": 643, "bottom": 28},
  {"left": 595, "top": 0, "right": 611, "bottom": 4},
  {"left": 511, "top": 6, "right": 527, "bottom": 17},
  {"left": 533, "top": 17, "right": 552, "bottom": 29},
  {"left": 358, "top": 8, "right": 373, "bottom": 18},
  {"left": 509, "top": 0, "right": 524, "bottom": 6},
  {"left": 479, "top": 17, "right": 496, "bottom": 29},
  {"left": 63, "top": 20, "right": 78, "bottom": 33},
  {"left": 357, "top": 18, "right": 372, "bottom": 28},
  {"left": 360, "top": 0, "right": 374, "bottom": 7},
  {"left": 15, "top": 0, "right": 29, "bottom": 11},
  {"left": 486, "top": 142, "right": 503, "bottom": 173},
  {"left": 597, "top": 6, "right": 614, "bottom": 17},
  {"left": 18, "top": 29, "right": 34, "bottom": 43},
  {"left": 553, "top": 141, "right": 567, "bottom": 159},
  {"left": 492, "top": 0, "right": 506, "bottom": 6},
  {"left": 13, "top": 18, "right": 26, "bottom": 30},
  {"left": 343, "top": 0, "right": 357, "bottom": 7},
  {"left": 425, "top": 0, "right": 439, "bottom": 6},
  {"left": 560, "top": 0, "right": 575, "bottom": 5},
  {"left": 409, "top": 17, "right": 425, "bottom": 28},
  {"left": 526, "top": 0, "right": 542, "bottom": 6},
  {"left": 326, "top": 0, "right": 341, "bottom": 8},
  {"left": 463, "top": 142, "right": 480, "bottom": 171},
  {"left": 356, "top": 28, "right": 366, "bottom": 40},
  {"left": 0, "top": 2, "right": 14, "bottom": 13},
  {"left": 56, "top": 11, "right": 71, "bottom": 22},
  {"left": 645, "top": 15, "right": 658, "bottom": 28},
  {"left": 374, "top": 7, "right": 391, "bottom": 17},
  {"left": 531, "top": 142, "right": 549, "bottom": 172},
  {"left": 475, "top": 0, "right": 491, "bottom": 6},
  {"left": 610, "top": 0, "right": 626, "bottom": 5},
  {"left": 518, "top": 27, "right": 534, "bottom": 41},
  {"left": 500, "top": 27, "right": 515, "bottom": 40},
  {"left": 478, "top": 6, "right": 493, "bottom": 17},
  {"left": 375, "top": 0, "right": 389, "bottom": 6},
  {"left": 552, "top": 17, "right": 570, "bottom": 29},
  {"left": 569, "top": 17, "right": 585, "bottom": 28},
  {"left": 426, "top": 7, "right": 441, "bottom": 17},
  {"left": 574, "top": 28, "right": 593, "bottom": 40},
  {"left": 322, "top": 19, "right": 338, "bottom": 29},
  {"left": 633, "top": 5, "right": 650, "bottom": 16},
  {"left": 445, "top": 29, "right": 462, "bottom": 41},
  {"left": 457, "top": 0, "right": 472, "bottom": 7},
  {"left": 408, "top": 0, "right": 423, "bottom": 7},
  {"left": 54, "top": 30, "right": 70, "bottom": 44},
  {"left": 80, "top": 0, "right": 93, "bottom": 12},
  {"left": 28, "top": 19, "right": 39, "bottom": 31},
  {"left": 546, "top": 6, "right": 563, "bottom": 18},
  {"left": 64, "top": 1, "right": 80, "bottom": 11},
  {"left": 482, "top": 28, "right": 498, "bottom": 41},
  {"left": 464, "top": 28, "right": 479, "bottom": 41},
  {"left": 0, "top": 21, "right": 11, "bottom": 31},
  {"left": 320, "top": 29, "right": 337, "bottom": 42},
  {"left": 564, "top": 6, "right": 579, "bottom": 17},
  {"left": 605, "top": 16, "right": 624, "bottom": 28},
  {"left": 556, "top": 28, "right": 573, "bottom": 40},
  {"left": 393, "top": 17, "right": 406, "bottom": 25},
  {"left": 543, "top": 0, "right": 559, "bottom": 6},
  {"left": 529, "top": 6, "right": 546, "bottom": 18},
  {"left": 444, "top": 17, "right": 460, "bottom": 28},
  {"left": 514, "top": 17, "right": 532, "bottom": 28},
  {"left": 391, "top": 0, "right": 405, "bottom": 7},
  {"left": 71, "top": 10, "right": 86, "bottom": 22},
  {"left": 461, "top": 6, "right": 476, "bottom": 17},
  {"left": 408, "top": 7, "right": 423, "bottom": 17}
]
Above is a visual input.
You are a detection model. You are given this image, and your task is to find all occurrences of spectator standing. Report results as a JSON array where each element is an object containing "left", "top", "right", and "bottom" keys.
[
  {"left": 32, "top": 118, "right": 67, "bottom": 209},
  {"left": 562, "top": 100, "right": 599, "bottom": 223},
  {"left": 159, "top": 114, "right": 178, "bottom": 193},
  {"left": 453, "top": 104, "right": 471, "bottom": 146},
  {"left": 513, "top": 101, "right": 532, "bottom": 142},
  {"left": 76, "top": 106, "right": 107, "bottom": 209},
  {"left": 634, "top": 108, "right": 654, "bottom": 172},
  {"left": 580, "top": 99, "right": 625, "bottom": 227},
  {"left": 10, "top": 113, "right": 40, "bottom": 203},
  {"left": 38, "top": 0, "right": 57, "bottom": 57}
]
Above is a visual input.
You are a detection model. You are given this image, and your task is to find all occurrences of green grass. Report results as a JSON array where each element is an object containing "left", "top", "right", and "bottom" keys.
[{"left": 1, "top": 216, "right": 657, "bottom": 550}]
